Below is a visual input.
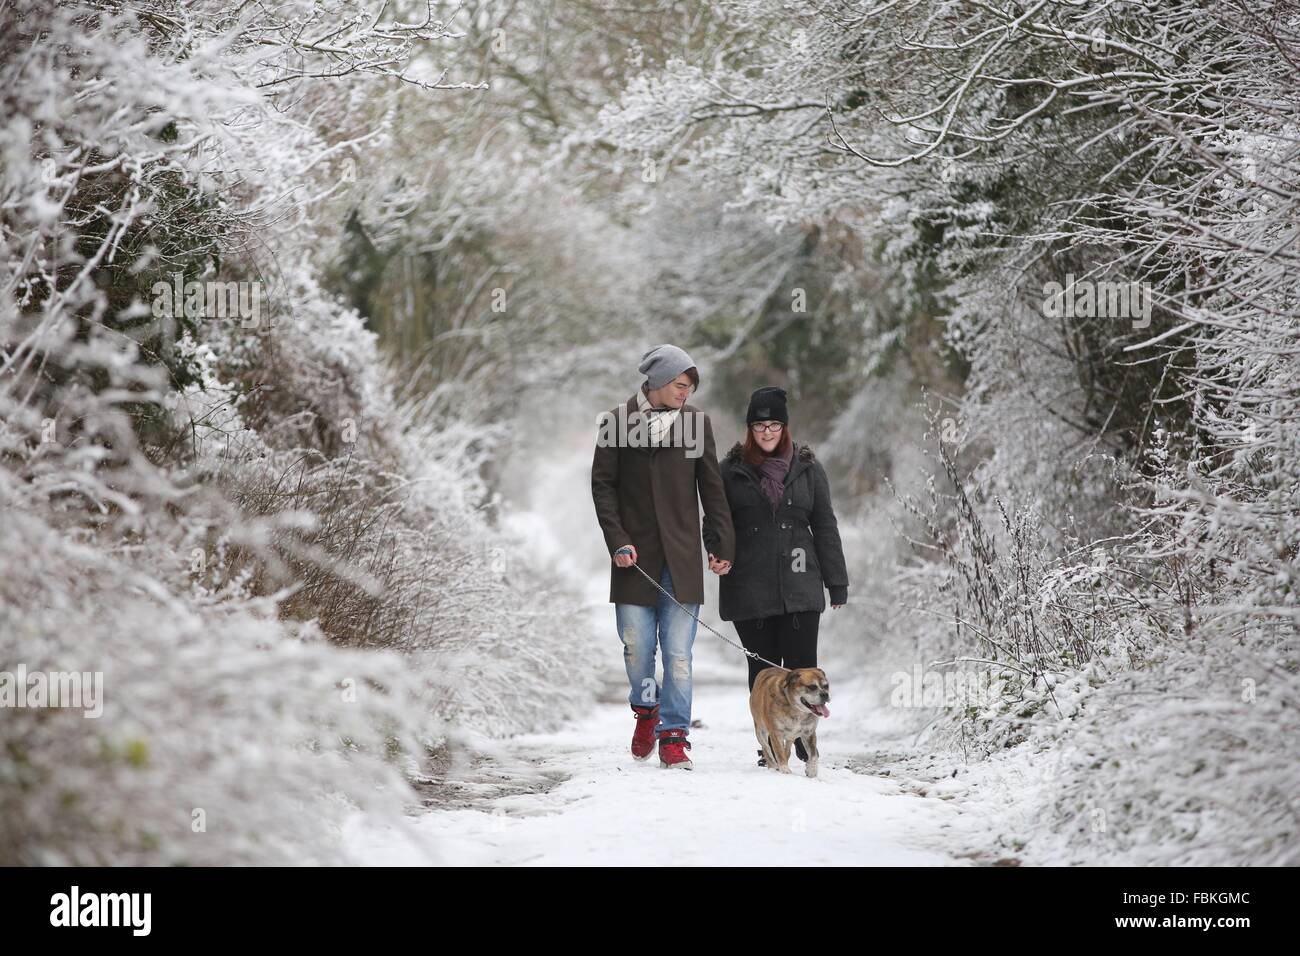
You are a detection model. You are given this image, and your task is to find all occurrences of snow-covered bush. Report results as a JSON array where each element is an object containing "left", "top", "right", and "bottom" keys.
[
  {"left": 0, "top": 0, "right": 596, "bottom": 865},
  {"left": 584, "top": 0, "right": 1300, "bottom": 864}
]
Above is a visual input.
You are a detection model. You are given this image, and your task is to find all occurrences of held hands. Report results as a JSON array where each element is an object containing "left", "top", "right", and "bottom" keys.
[{"left": 616, "top": 544, "right": 731, "bottom": 575}]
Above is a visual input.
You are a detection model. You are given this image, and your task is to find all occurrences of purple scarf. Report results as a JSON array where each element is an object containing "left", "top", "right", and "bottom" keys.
[{"left": 757, "top": 442, "right": 793, "bottom": 512}]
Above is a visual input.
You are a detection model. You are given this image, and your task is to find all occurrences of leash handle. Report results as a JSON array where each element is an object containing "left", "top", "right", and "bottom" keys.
[{"left": 625, "top": 560, "right": 789, "bottom": 672}]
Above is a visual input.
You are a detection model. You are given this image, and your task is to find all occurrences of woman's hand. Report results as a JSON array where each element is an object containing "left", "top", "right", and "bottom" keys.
[
  {"left": 708, "top": 553, "right": 731, "bottom": 575},
  {"left": 613, "top": 544, "right": 638, "bottom": 567}
]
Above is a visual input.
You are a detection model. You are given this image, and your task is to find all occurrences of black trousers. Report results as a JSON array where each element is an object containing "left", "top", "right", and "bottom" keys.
[{"left": 734, "top": 610, "right": 820, "bottom": 691}]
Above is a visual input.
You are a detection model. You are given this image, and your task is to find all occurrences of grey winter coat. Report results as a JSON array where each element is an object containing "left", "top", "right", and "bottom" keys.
[{"left": 704, "top": 440, "right": 849, "bottom": 621}]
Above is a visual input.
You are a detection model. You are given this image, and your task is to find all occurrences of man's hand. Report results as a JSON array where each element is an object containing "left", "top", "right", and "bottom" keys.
[
  {"left": 613, "top": 544, "right": 638, "bottom": 567},
  {"left": 708, "top": 553, "right": 731, "bottom": 575}
]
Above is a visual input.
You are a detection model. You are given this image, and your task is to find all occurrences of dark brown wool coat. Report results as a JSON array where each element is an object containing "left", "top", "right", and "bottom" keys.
[{"left": 591, "top": 392, "right": 736, "bottom": 606}]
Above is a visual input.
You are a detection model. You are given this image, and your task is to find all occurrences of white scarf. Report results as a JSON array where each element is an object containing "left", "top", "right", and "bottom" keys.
[{"left": 637, "top": 386, "right": 682, "bottom": 446}]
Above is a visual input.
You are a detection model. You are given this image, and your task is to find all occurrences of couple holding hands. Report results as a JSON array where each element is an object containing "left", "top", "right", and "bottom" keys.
[{"left": 591, "top": 344, "right": 848, "bottom": 769}]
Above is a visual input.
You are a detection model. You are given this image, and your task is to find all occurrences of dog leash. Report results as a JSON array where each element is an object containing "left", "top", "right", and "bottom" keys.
[{"left": 620, "top": 554, "right": 790, "bottom": 672}]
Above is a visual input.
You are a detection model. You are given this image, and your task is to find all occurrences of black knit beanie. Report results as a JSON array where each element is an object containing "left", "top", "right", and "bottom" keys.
[{"left": 746, "top": 386, "right": 789, "bottom": 425}]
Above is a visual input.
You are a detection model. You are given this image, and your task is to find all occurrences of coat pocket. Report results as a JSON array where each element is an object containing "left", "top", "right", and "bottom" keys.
[
  {"left": 788, "top": 479, "right": 815, "bottom": 514},
  {"left": 791, "top": 523, "right": 821, "bottom": 578}
]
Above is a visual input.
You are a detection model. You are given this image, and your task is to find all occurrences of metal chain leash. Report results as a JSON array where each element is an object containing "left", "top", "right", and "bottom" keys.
[{"left": 620, "top": 555, "right": 790, "bottom": 672}]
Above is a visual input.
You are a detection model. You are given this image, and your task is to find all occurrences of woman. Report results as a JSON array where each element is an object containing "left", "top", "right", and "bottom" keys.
[{"left": 704, "top": 386, "right": 849, "bottom": 766}]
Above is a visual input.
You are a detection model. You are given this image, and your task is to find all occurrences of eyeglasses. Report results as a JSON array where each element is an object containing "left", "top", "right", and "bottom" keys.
[{"left": 750, "top": 421, "right": 784, "bottom": 434}]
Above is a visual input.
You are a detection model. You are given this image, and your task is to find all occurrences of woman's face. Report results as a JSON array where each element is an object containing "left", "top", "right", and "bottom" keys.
[{"left": 751, "top": 420, "right": 783, "bottom": 453}]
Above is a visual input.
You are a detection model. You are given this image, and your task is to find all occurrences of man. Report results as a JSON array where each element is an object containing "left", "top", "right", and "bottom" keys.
[{"left": 591, "top": 344, "right": 735, "bottom": 769}]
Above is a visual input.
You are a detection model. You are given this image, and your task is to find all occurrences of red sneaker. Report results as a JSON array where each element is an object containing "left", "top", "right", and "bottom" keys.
[
  {"left": 658, "top": 730, "right": 693, "bottom": 770},
  {"left": 630, "top": 704, "right": 659, "bottom": 760}
]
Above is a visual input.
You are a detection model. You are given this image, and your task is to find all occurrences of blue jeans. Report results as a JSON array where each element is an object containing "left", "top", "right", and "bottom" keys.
[{"left": 614, "top": 562, "right": 699, "bottom": 735}]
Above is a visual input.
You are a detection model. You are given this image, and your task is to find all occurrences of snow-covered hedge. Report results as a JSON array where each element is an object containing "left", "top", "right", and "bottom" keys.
[{"left": 0, "top": 0, "right": 594, "bottom": 865}]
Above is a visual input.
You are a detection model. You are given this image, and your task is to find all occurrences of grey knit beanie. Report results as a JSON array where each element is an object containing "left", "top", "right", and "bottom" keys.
[{"left": 638, "top": 343, "right": 696, "bottom": 390}]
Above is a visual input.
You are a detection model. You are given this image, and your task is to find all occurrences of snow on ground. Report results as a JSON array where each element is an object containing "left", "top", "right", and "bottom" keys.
[
  {"left": 343, "top": 621, "right": 1002, "bottom": 865},
  {"left": 341, "top": 424, "right": 1015, "bottom": 866}
]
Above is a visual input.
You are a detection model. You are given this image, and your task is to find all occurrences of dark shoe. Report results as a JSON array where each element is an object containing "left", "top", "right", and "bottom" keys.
[
  {"left": 658, "top": 730, "right": 693, "bottom": 769},
  {"left": 630, "top": 704, "right": 659, "bottom": 760}
]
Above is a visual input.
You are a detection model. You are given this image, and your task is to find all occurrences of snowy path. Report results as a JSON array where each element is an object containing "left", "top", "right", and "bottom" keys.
[
  {"left": 343, "top": 442, "right": 1002, "bottom": 865},
  {"left": 346, "top": 665, "right": 994, "bottom": 866}
]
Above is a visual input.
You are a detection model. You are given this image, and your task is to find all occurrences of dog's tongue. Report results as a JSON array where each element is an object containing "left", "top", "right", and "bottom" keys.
[{"left": 813, "top": 703, "right": 830, "bottom": 718}]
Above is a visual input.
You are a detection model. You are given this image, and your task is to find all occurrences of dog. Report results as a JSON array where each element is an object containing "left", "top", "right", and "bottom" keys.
[{"left": 749, "top": 666, "right": 830, "bottom": 777}]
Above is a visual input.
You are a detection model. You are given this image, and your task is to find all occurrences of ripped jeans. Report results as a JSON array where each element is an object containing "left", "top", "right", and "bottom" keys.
[{"left": 614, "top": 562, "right": 699, "bottom": 736}]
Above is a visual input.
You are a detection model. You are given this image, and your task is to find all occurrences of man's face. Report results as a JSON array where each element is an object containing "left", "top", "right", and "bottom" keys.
[{"left": 653, "top": 374, "right": 694, "bottom": 409}]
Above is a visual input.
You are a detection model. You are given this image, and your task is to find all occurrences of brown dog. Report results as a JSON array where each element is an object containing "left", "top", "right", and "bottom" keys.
[{"left": 749, "top": 667, "right": 830, "bottom": 777}]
